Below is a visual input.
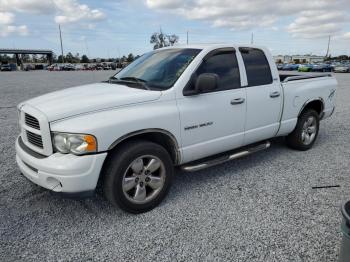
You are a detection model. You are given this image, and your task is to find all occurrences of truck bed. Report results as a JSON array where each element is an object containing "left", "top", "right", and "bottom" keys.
[{"left": 279, "top": 73, "right": 332, "bottom": 83}]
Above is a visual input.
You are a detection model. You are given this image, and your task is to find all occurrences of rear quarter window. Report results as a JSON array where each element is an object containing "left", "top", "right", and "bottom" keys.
[{"left": 239, "top": 48, "right": 272, "bottom": 87}]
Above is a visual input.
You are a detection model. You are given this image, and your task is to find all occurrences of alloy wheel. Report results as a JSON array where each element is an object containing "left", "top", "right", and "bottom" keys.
[
  {"left": 122, "top": 155, "right": 166, "bottom": 204},
  {"left": 301, "top": 116, "right": 317, "bottom": 145}
]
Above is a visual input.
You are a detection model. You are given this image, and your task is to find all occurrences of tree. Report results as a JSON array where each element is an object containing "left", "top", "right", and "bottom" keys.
[
  {"left": 121, "top": 55, "right": 127, "bottom": 62},
  {"left": 168, "top": 34, "right": 179, "bottom": 46},
  {"left": 150, "top": 30, "right": 179, "bottom": 50},
  {"left": 22, "top": 54, "right": 30, "bottom": 63},
  {"left": 32, "top": 54, "right": 38, "bottom": 63},
  {"left": 65, "top": 52, "right": 74, "bottom": 63},
  {"left": 81, "top": 55, "right": 89, "bottom": 63},
  {"left": 57, "top": 55, "right": 65, "bottom": 63},
  {"left": 0, "top": 54, "right": 11, "bottom": 63},
  {"left": 127, "top": 53, "right": 134, "bottom": 62},
  {"left": 75, "top": 53, "right": 80, "bottom": 63},
  {"left": 39, "top": 55, "right": 46, "bottom": 63},
  {"left": 52, "top": 53, "right": 57, "bottom": 63}
]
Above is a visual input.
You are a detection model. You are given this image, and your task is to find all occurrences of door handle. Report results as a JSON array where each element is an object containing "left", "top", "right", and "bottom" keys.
[
  {"left": 270, "top": 91, "right": 280, "bottom": 98},
  {"left": 230, "top": 98, "right": 245, "bottom": 105}
]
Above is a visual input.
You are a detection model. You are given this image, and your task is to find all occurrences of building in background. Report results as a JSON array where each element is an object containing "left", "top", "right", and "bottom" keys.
[{"left": 274, "top": 55, "right": 324, "bottom": 64}]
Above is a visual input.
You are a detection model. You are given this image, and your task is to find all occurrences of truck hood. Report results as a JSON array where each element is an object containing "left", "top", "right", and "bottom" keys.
[{"left": 24, "top": 83, "right": 162, "bottom": 122}]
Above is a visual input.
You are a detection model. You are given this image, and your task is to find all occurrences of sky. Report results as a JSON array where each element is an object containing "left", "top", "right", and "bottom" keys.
[{"left": 0, "top": 0, "right": 350, "bottom": 58}]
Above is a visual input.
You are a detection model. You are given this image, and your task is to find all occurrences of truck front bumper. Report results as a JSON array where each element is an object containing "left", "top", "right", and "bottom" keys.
[{"left": 15, "top": 136, "right": 107, "bottom": 193}]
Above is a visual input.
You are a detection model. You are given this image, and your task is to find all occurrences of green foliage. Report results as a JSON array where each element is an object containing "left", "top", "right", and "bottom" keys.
[
  {"left": 81, "top": 55, "right": 89, "bottom": 63},
  {"left": 150, "top": 30, "right": 179, "bottom": 50},
  {"left": 127, "top": 53, "right": 134, "bottom": 62}
]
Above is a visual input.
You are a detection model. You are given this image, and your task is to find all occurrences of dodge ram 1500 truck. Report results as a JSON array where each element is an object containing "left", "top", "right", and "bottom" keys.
[{"left": 16, "top": 44, "right": 337, "bottom": 213}]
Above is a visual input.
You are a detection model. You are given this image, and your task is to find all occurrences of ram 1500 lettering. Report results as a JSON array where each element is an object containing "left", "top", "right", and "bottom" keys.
[{"left": 16, "top": 44, "right": 337, "bottom": 213}]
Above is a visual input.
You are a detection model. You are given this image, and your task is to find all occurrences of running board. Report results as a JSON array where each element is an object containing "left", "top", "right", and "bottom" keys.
[{"left": 181, "top": 141, "right": 271, "bottom": 172}]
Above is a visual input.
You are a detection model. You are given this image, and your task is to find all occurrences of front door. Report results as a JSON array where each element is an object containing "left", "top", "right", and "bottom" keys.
[{"left": 177, "top": 48, "right": 247, "bottom": 163}]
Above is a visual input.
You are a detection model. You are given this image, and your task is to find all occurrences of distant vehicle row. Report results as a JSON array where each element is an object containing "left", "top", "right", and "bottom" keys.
[
  {"left": 0, "top": 63, "right": 17, "bottom": 71},
  {"left": 47, "top": 62, "right": 126, "bottom": 71},
  {"left": 277, "top": 63, "right": 350, "bottom": 73},
  {"left": 0, "top": 62, "right": 128, "bottom": 72}
]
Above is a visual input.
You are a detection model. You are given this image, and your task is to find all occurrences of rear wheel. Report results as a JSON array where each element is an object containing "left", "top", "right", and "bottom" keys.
[
  {"left": 103, "top": 140, "right": 173, "bottom": 213},
  {"left": 286, "top": 109, "right": 319, "bottom": 151}
]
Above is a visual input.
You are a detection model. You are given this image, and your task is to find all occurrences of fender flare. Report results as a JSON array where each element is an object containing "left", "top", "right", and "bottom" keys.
[
  {"left": 107, "top": 128, "right": 181, "bottom": 164},
  {"left": 298, "top": 97, "right": 325, "bottom": 117}
]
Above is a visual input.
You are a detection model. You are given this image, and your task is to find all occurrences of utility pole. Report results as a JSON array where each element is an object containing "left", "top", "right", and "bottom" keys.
[
  {"left": 325, "top": 35, "right": 331, "bottom": 58},
  {"left": 187, "top": 31, "right": 189, "bottom": 45},
  {"left": 250, "top": 32, "right": 254, "bottom": 44},
  {"left": 59, "top": 24, "right": 64, "bottom": 63}
]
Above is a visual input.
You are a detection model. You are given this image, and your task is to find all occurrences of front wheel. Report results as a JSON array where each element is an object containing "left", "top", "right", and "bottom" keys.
[
  {"left": 286, "top": 109, "right": 320, "bottom": 151},
  {"left": 103, "top": 140, "right": 174, "bottom": 213}
]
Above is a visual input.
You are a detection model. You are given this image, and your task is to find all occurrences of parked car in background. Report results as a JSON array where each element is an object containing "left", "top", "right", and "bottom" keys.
[
  {"left": 62, "top": 64, "right": 76, "bottom": 71},
  {"left": 277, "top": 63, "right": 284, "bottom": 70},
  {"left": 9, "top": 63, "right": 18, "bottom": 71},
  {"left": 282, "top": 64, "right": 300, "bottom": 71},
  {"left": 334, "top": 65, "right": 350, "bottom": 73},
  {"left": 298, "top": 64, "right": 313, "bottom": 72},
  {"left": 48, "top": 64, "right": 60, "bottom": 71},
  {"left": 110, "top": 63, "right": 117, "bottom": 70},
  {"left": 96, "top": 64, "right": 103, "bottom": 70},
  {"left": 47, "top": 64, "right": 55, "bottom": 71},
  {"left": 311, "top": 63, "right": 332, "bottom": 72},
  {"left": 1, "top": 64, "right": 12, "bottom": 71},
  {"left": 34, "top": 64, "right": 45, "bottom": 70},
  {"left": 75, "top": 65, "right": 84, "bottom": 71},
  {"left": 24, "top": 64, "right": 34, "bottom": 71}
]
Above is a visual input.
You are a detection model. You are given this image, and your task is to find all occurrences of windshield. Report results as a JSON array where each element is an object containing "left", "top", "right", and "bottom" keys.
[{"left": 112, "top": 48, "right": 201, "bottom": 90}]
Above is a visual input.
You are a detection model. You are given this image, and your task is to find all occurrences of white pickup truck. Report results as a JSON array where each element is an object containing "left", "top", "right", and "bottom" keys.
[{"left": 16, "top": 44, "right": 337, "bottom": 213}]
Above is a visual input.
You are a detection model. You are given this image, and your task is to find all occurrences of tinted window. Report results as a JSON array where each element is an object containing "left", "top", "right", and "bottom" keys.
[
  {"left": 194, "top": 51, "right": 241, "bottom": 91},
  {"left": 239, "top": 48, "right": 272, "bottom": 86},
  {"left": 113, "top": 48, "right": 201, "bottom": 90}
]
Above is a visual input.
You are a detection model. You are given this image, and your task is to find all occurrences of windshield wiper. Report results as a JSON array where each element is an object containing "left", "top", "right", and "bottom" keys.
[
  {"left": 109, "top": 77, "right": 151, "bottom": 90},
  {"left": 120, "top": 77, "right": 147, "bottom": 83}
]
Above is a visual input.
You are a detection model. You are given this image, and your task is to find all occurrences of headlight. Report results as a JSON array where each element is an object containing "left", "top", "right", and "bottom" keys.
[{"left": 52, "top": 133, "right": 97, "bottom": 155}]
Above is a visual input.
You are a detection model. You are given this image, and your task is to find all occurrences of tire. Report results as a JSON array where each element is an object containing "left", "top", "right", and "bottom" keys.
[
  {"left": 286, "top": 109, "right": 320, "bottom": 151},
  {"left": 102, "top": 140, "right": 174, "bottom": 213}
]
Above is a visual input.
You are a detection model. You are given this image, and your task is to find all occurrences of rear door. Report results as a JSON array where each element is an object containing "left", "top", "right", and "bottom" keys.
[
  {"left": 177, "top": 48, "right": 247, "bottom": 163},
  {"left": 239, "top": 47, "right": 282, "bottom": 145}
]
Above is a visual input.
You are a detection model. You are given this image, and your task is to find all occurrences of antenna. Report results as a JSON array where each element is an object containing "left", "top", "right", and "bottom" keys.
[
  {"left": 187, "top": 31, "right": 189, "bottom": 45},
  {"left": 59, "top": 24, "right": 64, "bottom": 63},
  {"left": 250, "top": 33, "right": 254, "bottom": 44}
]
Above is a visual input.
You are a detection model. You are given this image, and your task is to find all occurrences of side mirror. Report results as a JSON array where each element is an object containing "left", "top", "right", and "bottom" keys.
[
  {"left": 182, "top": 73, "right": 219, "bottom": 96},
  {"left": 195, "top": 73, "right": 218, "bottom": 93}
]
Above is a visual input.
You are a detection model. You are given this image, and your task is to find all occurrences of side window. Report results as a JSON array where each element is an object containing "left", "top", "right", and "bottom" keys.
[
  {"left": 192, "top": 51, "right": 241, "bottom": 91},
  {"left": 239, "top": 48, "right": 272, "bottom": 86}
]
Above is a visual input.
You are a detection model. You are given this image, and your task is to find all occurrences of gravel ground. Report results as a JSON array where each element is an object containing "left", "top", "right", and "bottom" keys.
[{"left": 1, "top": 71, "right": 350, "bottom": 261}]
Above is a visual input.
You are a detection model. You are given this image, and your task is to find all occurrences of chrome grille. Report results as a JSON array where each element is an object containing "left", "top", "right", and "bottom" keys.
[
  {"left": 20, "top": 105, "right": 53, "bottom": 156},
  {"left": 26, "top": 131, "right": 43, "bottom": 148},
  {"left": 25, "top": 113, "right": 40, "bottom": 130}
]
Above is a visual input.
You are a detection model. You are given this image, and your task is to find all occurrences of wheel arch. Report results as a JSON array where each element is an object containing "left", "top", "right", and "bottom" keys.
[
  {"left": 298, "top": 98, "right": 324, "bottom": 118},
  {"left": 107, "top": 129, "right": 181, "bottom": 165}
]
